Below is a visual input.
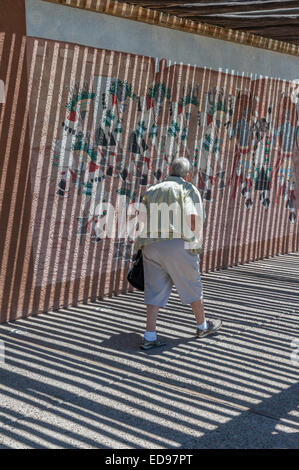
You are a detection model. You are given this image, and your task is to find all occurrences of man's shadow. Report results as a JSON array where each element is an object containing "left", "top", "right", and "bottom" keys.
[{"left": 99, "top": 331, "right": 220, "bottom": 356}]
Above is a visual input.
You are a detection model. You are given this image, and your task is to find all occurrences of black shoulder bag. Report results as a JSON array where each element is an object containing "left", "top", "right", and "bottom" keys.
[{"left": 127, "top": 249, "right": 144, "bottom": 291}]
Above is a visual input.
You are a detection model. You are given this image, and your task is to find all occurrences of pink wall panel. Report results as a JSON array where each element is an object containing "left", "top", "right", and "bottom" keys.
[{"left": 0, "top": 33, "right": 298, "bottom": 321}]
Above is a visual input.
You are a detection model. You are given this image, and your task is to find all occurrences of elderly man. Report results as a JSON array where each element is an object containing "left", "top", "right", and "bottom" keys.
[{"left": 135, "top": 157, "right": 222, "bottom": 350}]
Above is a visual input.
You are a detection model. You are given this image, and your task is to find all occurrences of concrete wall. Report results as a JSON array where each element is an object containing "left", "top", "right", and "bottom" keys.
[
  {"left": 26, "top": 0, "right": 299, "bottom": 81},
  {"left": 0, "top": 0, "right": 298, "bottom": 322}
]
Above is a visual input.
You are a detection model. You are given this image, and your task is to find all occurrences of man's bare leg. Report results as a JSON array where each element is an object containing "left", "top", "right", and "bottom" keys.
[
  {"left": 146, "top": 304, "right": 160, "bottom": 332},
  {"left": 191, "top": 298, "right": 223, "bottom": 336},
  {"left": 140, "top": 304, "right": 166, "bottom": 349},
  {"left": 191, "top": 298, "right": 206, "bottom": 326}
]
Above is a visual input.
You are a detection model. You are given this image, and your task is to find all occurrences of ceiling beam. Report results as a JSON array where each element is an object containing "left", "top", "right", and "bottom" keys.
[
  {"left": 228, "top": 23, "right": 299, "bottom": 30},
  {"left": 164, "top": 10, "right": 299, "bottom": 17},
  {"left": 186, "top": 16, "right": 299, "bottom": 28},
  {"left": 135, "top": 2, "right": 299, "bottom": 16},
  {"left": 232, "top": 27, "right": 299, "bottom": 36},
  {"left": 132, "top": 0, "right": 299, "bottom": 5},
  {"left": 44, "top": 0, "right": 299, "bottom": 50}
]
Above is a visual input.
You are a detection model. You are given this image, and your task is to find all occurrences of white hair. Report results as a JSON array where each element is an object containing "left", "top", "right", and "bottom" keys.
[{"left": 170, "top": 158, "right": 191, "bottom": 178}]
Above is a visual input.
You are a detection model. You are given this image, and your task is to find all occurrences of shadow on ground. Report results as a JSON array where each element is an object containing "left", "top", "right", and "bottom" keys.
[{"left": 0, "top": 253, "right": 299, "bottom": 448}]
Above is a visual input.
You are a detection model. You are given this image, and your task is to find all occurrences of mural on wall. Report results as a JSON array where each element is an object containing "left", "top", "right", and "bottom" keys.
[{"left": 52, "top": 58, "right": 299, "bottom": 261}]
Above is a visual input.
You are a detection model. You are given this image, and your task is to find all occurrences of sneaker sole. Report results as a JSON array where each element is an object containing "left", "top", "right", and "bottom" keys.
[
  {"left": 140, "top": 341, "right": 166, "bottom": 351},
  {"left": 196, "top": 321, "right": 222, "bottom": 338}
]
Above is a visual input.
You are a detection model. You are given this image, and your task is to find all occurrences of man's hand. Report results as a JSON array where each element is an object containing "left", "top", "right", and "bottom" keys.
[
  {"left": 190, "top": 214, "right": 196, "bottom": 232},
  {"left": 187, "top": 214, "right": 203, "bottom": 245}
]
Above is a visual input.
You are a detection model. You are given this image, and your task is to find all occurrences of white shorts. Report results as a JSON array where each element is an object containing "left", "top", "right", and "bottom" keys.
[{"left": 143, "top": 238, "right": 203, "bottom": 307}]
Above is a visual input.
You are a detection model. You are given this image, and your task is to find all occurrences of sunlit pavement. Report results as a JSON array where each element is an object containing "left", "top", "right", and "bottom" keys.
[{"left": 0, "top": 252, "right": 299, "bottom": 449}]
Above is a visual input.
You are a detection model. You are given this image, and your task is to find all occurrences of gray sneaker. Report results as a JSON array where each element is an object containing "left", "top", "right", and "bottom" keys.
[
  {"left": 140, "top": 338, "right": 166, "bottom": 350},
  {"left": 196, "top": 319, "right": 222, "bottom": 338}
]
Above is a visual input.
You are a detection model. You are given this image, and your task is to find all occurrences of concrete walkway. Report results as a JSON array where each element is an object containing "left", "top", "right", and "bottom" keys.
[{"left": 0, "top": 253, "right": 299, "bottom": 449}]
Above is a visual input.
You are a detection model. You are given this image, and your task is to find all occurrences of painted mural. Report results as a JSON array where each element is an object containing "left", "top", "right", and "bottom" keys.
[{"left": 52, "top": 58, "right": 299, "bottom": 261}]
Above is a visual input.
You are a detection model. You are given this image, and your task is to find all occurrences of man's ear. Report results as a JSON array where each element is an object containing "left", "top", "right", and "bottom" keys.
[{"left": 185, "top": 172, "right": 192, "bottom": 182}]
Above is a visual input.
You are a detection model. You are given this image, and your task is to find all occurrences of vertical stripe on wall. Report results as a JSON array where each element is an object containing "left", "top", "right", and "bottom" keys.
[{"left": 0, "top": 33, "right": 298, "bottom": 321}]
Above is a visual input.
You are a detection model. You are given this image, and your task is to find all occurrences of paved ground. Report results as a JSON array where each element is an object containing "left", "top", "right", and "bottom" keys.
[{"left": 0, "top": 252, "right": 299, "bottom": 449}]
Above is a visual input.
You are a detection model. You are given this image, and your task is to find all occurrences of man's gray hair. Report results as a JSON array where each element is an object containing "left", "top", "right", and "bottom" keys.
[{"left": 170, "top": 157, "right": 191, "bottom": 178}]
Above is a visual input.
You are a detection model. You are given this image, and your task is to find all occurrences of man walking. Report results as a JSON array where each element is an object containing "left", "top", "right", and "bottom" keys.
[{"left": 135, "top": 157, "right": 222, "bottom": 350}]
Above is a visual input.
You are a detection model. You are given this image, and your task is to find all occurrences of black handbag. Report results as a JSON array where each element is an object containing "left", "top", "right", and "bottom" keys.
[{"left": 127, "top": 249, "right": 144, "bottom": 291}]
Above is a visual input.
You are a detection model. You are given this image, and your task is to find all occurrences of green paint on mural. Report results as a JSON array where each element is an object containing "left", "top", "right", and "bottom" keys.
[
  {"left": 115, "top": 119, "right": 123, "bottom": 133},
  {"left": 181, "top": 127, "right": 188, "bottom": 141},
  {"left": 110, "top": 79, "right": 135, "bottom": 101},
  {"left": 73, "top": 137, "right": 98, "bottom": 162},
  {"left": 149, "top": 124, "right": 158, "bottom": 138},
  {"left": 103, "top": 110, "right": 115, "bottom": 127},
  {"left": 179, "top": 95, "right": 199, "bottom": 108},
  {"left": 66, "top": 84, "right": 95, "bottom": 112},
  {"left": 168, "top": 121, "right": 180, "bottom": 137},
  {"left": 147, "top": 83, "right": 171, "bottom": 103},
  {"left": 136, "top": 121, "right": 147, "bottom": 137}
]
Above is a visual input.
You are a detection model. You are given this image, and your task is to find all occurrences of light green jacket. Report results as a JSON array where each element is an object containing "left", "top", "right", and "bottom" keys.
[{"left": 134, "top": 176, "right": 205, "bottom": 254}]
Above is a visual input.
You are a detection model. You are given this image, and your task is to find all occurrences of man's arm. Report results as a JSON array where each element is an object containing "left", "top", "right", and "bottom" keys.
[
  {"left": 189, "top": 214, "right": 197, "bottom": 232},
  {"left": 187, "top": 214, "right": 203, "bottom": 245},
  {"left": 184, "top": 185, "right": 205, "bottom": 245}
]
